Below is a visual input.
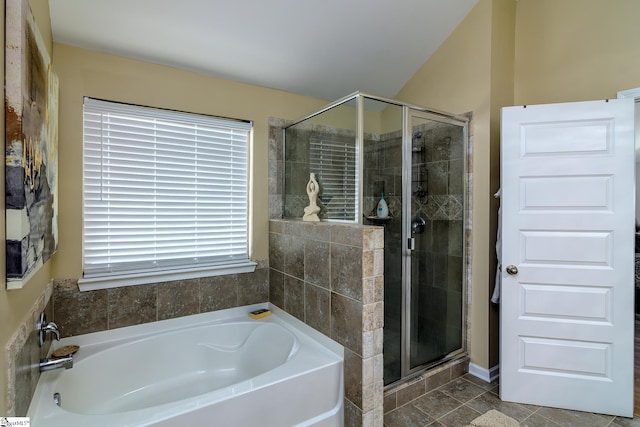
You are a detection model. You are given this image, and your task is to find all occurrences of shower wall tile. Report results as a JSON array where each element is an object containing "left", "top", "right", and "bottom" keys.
[
  {"left": 383, "top": 142, "right": 402, "bottom": 168},
  {"left": 268, "top": 159, "right": 282, "bottom": 195},
  {"left": 433, "top": 253, "right": 449, "bottom": 290},
  {"left": 268, "top": 118, "right": 289, "bottom": 219},
  {"left": 427, "top": 161, "right": 449, "bottom": 195},
  {"left": 433, "top": 221, "right": 450, "bottom": 254},
  {"left": 284, "top": 160, "right": 310, "bottom": 195},
  {"left": 449, "top": 158, "right": 464, "bottom": 194},
  {"left": 433, "top": 136, "right": 452, "bottom": 162},
  {"left": 448, "top": 255, "right": 464, "bottom": 293},
  {"left": 269, "top": 194, "right": 283, "bottom": 219},
  {"left": 449, "top": 220, "right": 463, "bottom": 256}
]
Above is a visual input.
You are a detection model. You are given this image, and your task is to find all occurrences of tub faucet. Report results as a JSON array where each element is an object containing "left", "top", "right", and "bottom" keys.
[
  {"left": 37, "top": 312, "right": 60, "bottom": 347},
  {"left": 39, "top": 354, "right": 73, "bottom": 372}
]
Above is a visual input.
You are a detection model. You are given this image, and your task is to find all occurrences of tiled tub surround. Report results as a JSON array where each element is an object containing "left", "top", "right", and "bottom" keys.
[
  {"left": 5, "top": 282, "right": 54, "bottom": 416},
  {"left": 52, "top": 260, "right": 269, "bottom": 337},
  {"left": 269, "top": 220, "right": 385, "bottom": 427},
  {"left": 4, "top": 261, "right": 268, "bottom": 416}
]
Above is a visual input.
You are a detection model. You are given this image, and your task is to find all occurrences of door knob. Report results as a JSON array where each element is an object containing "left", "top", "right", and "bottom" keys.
[{"left": 505, "top": 265, "right": 518, "bottom": 275}]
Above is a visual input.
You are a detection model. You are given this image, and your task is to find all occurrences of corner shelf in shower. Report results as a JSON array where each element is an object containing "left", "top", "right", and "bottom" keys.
[{"left": 366, "top": 216, "right": 393, "bottom": 225}]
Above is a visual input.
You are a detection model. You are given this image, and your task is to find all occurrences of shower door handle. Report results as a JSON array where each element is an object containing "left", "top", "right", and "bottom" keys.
[{"left": 408, "top": 238, "right": 415, "bottom": 251}]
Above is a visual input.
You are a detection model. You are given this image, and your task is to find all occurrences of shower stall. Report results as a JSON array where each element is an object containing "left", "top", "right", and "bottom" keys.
[{"left": 283, "top": 92, "right": 468, "bottom": 387}]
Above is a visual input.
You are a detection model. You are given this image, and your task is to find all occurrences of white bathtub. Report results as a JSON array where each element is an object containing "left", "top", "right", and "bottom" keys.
[{"left": 27, "top": 304, "right": 344, "bottom": 427}]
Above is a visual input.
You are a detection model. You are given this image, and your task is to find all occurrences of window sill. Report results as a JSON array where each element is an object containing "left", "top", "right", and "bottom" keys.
[{"left": 78, "top": 261, "right": 257, "bottom": 292}]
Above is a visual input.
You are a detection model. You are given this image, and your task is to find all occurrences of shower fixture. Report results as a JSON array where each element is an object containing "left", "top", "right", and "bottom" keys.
[{"left": 412, "top": 135, "right": 427, "bottom": 198}]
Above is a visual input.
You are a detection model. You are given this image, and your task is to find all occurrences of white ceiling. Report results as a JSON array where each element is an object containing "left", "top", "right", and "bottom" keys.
[{"left": 48, "top": 0, "right": 478, "bottom": 102}]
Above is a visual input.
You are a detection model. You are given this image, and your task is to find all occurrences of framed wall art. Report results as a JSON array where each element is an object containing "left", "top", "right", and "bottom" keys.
[{"left": 5, "top": 0, "right": 59, "bottom": 289}]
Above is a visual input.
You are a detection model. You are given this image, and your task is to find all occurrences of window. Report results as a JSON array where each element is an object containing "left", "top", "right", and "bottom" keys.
[
  {"left": 80, "top": 98, "right": 254, "bottom": 291},
  {"left": 309, "top": 137, "right": 357, "bottom": 220}
]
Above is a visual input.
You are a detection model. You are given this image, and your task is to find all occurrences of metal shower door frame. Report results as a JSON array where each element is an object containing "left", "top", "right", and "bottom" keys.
[{"left": 399, "top": 107, "right": 469, "bottom": 382}]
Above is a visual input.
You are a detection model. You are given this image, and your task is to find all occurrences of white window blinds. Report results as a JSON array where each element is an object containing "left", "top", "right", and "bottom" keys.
[
  {"left": 82, "top": 98, "right": 252, "bottom": 283},
  {"left": 309, "top": 137, "right": 357, "bottom": 220}
]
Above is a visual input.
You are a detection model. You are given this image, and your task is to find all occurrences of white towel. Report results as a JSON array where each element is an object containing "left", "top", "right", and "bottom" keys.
[{"left": 491, "top": 189, "right": 501, "bottom": 304}]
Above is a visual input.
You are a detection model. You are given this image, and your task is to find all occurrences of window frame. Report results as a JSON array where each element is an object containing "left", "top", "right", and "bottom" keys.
[{"left": 79, "top": 98, "right": 255, "bottom": 291}]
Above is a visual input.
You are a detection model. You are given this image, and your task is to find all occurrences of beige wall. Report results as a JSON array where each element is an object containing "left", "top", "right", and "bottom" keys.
[
  {"left": 50, "top": 45, "right": 328, "bottom": 279},
  {"left": 488, "top": 0, "right": 516, "bottom": 368},
  {"left": 515, "top": 0, "right": 640, "bottom": 105}
]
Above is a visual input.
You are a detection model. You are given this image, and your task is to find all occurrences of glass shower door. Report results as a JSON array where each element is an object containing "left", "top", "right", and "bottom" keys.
[{"left": 406, "top": 111, "right": 465, "bottom": 373}]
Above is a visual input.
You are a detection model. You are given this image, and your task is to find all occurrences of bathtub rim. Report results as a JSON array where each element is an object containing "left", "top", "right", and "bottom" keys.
[{"left": 46, "top": 303, "right": 342, "bottom": 359}]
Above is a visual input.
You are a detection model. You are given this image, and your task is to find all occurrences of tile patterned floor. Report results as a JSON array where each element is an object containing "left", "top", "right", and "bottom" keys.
[{"left": 384, "top": 374, "right": 640, "bottom": 427}]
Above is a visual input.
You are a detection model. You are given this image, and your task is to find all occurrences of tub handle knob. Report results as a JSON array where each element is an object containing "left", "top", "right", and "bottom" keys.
[{"left": 37, "top": 312, "right": 60, "bottom": 347}]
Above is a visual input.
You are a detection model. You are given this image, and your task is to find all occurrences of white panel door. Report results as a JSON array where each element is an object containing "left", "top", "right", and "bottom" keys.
[{"left": 500, "top": 99, "right": 635, "bottom": 417}]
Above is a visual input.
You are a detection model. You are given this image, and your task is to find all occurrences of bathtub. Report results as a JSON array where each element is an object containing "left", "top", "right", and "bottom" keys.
[{"left": 27, "top": 304, "right": 344, "bottom": 427}]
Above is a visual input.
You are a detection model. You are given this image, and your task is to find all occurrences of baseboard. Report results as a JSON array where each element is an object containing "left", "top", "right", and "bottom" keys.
[{"left": 468, "top": 363, "right": 499, "bottom": 383}]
